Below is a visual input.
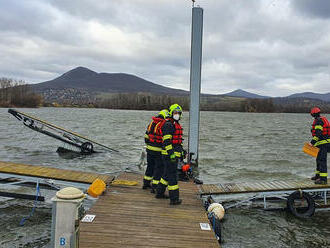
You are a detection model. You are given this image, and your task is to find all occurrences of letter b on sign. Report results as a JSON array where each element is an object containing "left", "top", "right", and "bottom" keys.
[{"left": 60, "top": 237, "right": 66, "bottom": 246}]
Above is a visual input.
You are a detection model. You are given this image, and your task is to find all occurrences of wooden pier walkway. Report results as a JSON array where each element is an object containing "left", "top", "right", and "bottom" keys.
[
  {"left": 79, "top": 172, "right": 219, "bottom": 248},
  {"left": 0, "top": 161, "right": 113, "bottom": 184},
  {"left": 198, "top": 180, "right": 330, "bottom": 195}
]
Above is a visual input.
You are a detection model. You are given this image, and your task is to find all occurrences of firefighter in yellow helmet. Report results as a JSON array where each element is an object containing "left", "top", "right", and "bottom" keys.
[
  {"left": 156, "top": 104, "right": 184, "bottom": 205},
  {"left": 143, "top": 109, "right": 169, "bottom": 190}
]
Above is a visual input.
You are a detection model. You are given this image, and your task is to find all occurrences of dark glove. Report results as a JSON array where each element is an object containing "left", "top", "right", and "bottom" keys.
[
  {"left": 170, "top": 153, "right": 176, "bottom": 163},
  {"left": 181, "top": 149, "right": 187, "bottom": 159}
]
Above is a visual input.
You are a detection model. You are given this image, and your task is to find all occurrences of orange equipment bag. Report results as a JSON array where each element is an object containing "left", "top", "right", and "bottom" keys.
[
  {"left": 302, "top": 142, "right": 319, "bottom": 157},
  {"left": 87, "top": 178, "right": 106, "bottom": 198}
]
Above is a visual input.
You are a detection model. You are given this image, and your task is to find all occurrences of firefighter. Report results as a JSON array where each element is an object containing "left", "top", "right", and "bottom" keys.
[
  {"left": 156, "top": 103, "right": 184, "bottom": 205},
  {"left": 310, "top": 107, "right": 330, "bottom": 185},
  {"left": 143, "top": 109, "right": 169, "bottom": 189},
  {"left": 150, "top": 110, "right": 170, "bottom": 193}
]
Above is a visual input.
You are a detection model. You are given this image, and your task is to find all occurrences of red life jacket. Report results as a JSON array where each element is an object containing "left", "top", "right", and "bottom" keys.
[
  {"left": 312, "top": 116, "right": 330, "bottom": 136},
  {"left": 168, "top": 119, "right": 183, "bottom": 145},
  {"left": 147, "top": 117, "right": 166, "bottom": 145}
]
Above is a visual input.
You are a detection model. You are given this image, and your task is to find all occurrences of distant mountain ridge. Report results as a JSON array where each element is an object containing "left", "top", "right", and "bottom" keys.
[
  {"left": 32, "top": 66, "right": 188, "bottom": 95},
  {"left": 288, "top": 92, "right": 330, "bottom": 102},
  {"left": 222, "top": 89, "right": 268, "bottom": 99},
  {"left": 31, "top": 66, "right": 330, "bottom": 103}
]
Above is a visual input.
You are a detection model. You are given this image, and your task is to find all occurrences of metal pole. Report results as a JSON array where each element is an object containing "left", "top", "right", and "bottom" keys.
[{"left": 188, "top": 6, "right": 203, "bottom": 166}]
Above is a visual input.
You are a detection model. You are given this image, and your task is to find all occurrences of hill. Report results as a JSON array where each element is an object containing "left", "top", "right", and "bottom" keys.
[
  {"left": 287, "top": 92, "right": 330, "bottom": 102},
  {"left": 29, "top": 66, "right": 330, "bottom": 112},
  {"left": 32, "top": 67, "right": 188, "bottom": 95},
  {"left": 222, "top": 89, "right": 268, "bottom": 98}
]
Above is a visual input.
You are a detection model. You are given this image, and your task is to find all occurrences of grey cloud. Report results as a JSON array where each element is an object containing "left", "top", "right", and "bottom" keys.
[
  {"left": 0, "top": 0, "right": 329, "bottom": 97},
  {"left": 292, "top": 0, "right": 330, "bottom": 19}
]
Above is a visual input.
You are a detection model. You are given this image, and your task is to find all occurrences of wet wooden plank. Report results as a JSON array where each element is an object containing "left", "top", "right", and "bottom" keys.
[
  {"left": 79, "top": 172, "right": 219, "bottom": 248},
  {"left": 0, "top": 161, "right": 113, "bottom": 184},
  {"left": 199, "top": 179, "right": 330, "bottom": 195}
]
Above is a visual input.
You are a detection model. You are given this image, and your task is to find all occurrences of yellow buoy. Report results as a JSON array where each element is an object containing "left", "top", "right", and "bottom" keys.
[
  {"left": 302, "top": 142, "right": 319, "bottom": 157},
  {"left": 87, "top": 178, "right": 106, "bottom": 198}
]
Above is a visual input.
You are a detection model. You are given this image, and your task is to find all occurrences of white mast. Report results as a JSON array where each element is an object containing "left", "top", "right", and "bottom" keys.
[{"left": 188, "top": 5, "right": 203, "bottom": 166}]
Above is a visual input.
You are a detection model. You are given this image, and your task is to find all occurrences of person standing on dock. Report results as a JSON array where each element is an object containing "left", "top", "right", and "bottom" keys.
[
  {"left": 143, "top": 109, "right": 169, "bottom": 190},
  {"left": 310, "top": 107, "right": 330, "bottom": 185},
  {"left": 156, "top": 103, "right": 184, "bottom": 205}
]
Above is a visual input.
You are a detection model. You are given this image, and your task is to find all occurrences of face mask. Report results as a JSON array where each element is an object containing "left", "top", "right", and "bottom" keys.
[{"left": 173, "top": 114, "right": 180, "bottom": 121}]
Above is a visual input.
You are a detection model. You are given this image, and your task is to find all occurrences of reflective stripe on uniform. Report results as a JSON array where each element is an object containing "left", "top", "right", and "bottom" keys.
[
  {"left": 174, "top": 152, "right": 182, "bottom": 157},
  {"left": 315, "top": 170, "right": 320, "bottom": 174},
  {"left": 160, "top": 178, "right": 168, "bottom": 186},
  {"left": 144, "top": 134, "right": 149, "bottom": 139},
  {"left": 154, "top": 122, "right": 162, "bottom": 132},
  {"left": 163, "top": 134, "right": 172, "bottom": 141},
  {"left": 315, "top": 139, "right": 330, "bottom": 146},
  {"left": 152, "top": 179, "right": 159, "bottom": 185},
  {"left": 146, "top": 145, "right": 162, "bottom": 152},
  {"left": 168, "top": 185, "right": 179, "bottom": 190},
  {"left": 165, "top": 144, "right": 173, "bottom": 151},
  {"left": 319, "top": 173, "right": 328, "bottom": 177},
  {"left": 162, "top": 150, "right": 182, "bottom": 156},
  {"left": 312, "top": 136, "right": 319, "bottom": 141},
  {"left": 315, "top": 125, "right": 323, "bottom": 130},
  {"left": 144, "top": 175, "right": 153, "bottom": 181}
]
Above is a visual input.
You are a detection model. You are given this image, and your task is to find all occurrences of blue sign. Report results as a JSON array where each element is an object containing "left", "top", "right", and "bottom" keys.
[{"left": 60, "top": 237, "right": 66, "bottom": 246}]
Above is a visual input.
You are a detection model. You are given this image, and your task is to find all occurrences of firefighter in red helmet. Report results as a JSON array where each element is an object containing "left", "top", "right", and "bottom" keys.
[{"left": 310, "top": 107, "right": 330, "bottom": 184}]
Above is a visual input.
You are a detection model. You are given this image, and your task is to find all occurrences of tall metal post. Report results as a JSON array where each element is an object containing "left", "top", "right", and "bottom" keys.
[{"left": 188, "top": 6, "right": 203, "bottom": 166}]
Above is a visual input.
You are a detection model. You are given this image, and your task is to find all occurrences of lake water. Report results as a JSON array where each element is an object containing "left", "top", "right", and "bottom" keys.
[{"left": 0, "top": 108, "right": 329, "bottom": 247}]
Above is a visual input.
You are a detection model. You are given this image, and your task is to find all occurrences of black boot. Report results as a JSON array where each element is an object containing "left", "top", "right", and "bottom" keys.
[
  {"left": 142, "top": 179, "right": 151, "bottom": 189},
  {"left": 150, "top": 184, "right": 157, "bottom": 194},
  {"left": 169, "top": 189, "right": 182, "bottom": 205},
  {"left": 155, "top": 194, "right": 169, "bottom": 199},
  {"left": 170, "top": 199, "right": 182, "bottom": 205},
  {"left": 155, "top": 182, "right": 168, "bottom": 198},
  {"left": 315, "top": 178, "right": 327, "bottom": 185},
  {"left": 311, "top": 175, "right": 320, "bottom": 180}
]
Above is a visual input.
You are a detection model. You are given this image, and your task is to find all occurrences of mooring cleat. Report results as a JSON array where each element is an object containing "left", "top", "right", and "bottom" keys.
[{"left": 170, "top": 199, "right": 182, "bottom": 205}]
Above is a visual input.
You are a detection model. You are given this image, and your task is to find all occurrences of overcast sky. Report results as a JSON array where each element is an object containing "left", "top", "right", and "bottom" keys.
[{"left": 0, "top": 0, "right": 329, "bottom": 97}]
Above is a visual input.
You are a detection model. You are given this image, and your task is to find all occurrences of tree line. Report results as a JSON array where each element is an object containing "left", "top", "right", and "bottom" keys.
[
  {"left": 1, "top": 76, "right": 329, "bottom": 113},
  {"left": 94, "top": 93, "right": 330, "bottom": 113},
  {"left": 94, "top": 93, "right": 190, "bottom": 110},
  {"left": 0, "top": 78, "right": 43, "bottom": 107}
]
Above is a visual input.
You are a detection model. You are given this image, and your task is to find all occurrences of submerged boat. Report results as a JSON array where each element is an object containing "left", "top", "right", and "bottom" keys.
[{"left": 8, "top": 108, "right": 118, "bottom": 156}]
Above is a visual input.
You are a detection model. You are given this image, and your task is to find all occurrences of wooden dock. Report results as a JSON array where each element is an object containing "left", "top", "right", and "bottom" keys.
[
  {"left": 198, "top": 180, "right": 330, "bottom": 195},
  {"left": 79, "top": 172, "right": 219, "bottom": 248},
  {"left": 0, "top": 161, "right": 113, "bottom": 184}
]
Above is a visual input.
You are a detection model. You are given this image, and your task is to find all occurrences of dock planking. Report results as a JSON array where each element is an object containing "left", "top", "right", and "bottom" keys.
[
  {"left": 199, "top": 180, "right": 330, "bottom": 195},
  {"left": 79, "top": 172, "right": 219, "bottom": 248},
  {"left": 0, "top": 161, "right": 113, "bottom": 184}
]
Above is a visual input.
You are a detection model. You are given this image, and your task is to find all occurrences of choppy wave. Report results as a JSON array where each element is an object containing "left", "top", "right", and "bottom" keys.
[{"left": 0, "top": 108, "right": 329, "bottom": 247}]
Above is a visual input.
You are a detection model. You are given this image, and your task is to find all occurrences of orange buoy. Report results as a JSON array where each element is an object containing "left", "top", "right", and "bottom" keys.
[{"left": 182, "top": 164, "right": 190, "bottom": 172}]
